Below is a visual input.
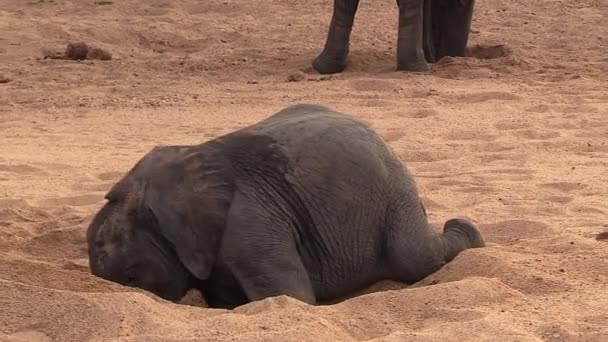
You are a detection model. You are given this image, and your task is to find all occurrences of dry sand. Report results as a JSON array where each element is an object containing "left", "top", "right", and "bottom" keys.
[{"left": 1, "top": 0, "right": 607, "bottom": 341}]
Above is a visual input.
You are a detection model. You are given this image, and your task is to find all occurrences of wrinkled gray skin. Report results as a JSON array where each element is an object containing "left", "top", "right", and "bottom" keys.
[
  {"left": 313, "top": 0, "right": 476, "bottom": 74},
  {"left": 87, "top": 103, "right": 485, "bottom": 309}
]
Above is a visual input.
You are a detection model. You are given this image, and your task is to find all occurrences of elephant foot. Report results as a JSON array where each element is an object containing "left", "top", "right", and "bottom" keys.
[
  {"left": 444, "top": 218, "right": 486, "bottom": 249},
  {"left": 312, "top": 51, "right": 348, "bottom": 75},
  {"left": 396, "top": 60, "right": 430, "bottom": 72}
]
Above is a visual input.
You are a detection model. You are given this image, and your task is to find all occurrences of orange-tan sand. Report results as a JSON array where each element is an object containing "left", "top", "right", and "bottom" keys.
[{"left": 1, "top": 0, "right": 607, "bottom": 341}]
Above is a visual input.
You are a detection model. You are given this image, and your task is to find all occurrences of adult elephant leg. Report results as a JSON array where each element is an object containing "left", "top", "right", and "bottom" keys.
[
  {"left": 424, "top": 0, "right": 475, "bottom": 63},
  {"left": 313, "top": 0, "right": 360, "bottom": 74},
  {"left": 221, "top": 191, "right": 316, "bottom": 305},
  {"left": 422, "top": 0, "right": 437, "bottom": 62},
  {"left": 384, "top": 196, "right": 485, "bottom": 283},
  {"left": 396, "top": 0, "right": 429, "bottom": 71}
]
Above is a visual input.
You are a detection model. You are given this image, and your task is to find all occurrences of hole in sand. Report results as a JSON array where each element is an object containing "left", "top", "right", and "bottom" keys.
[{"left": 465, "top": 44, "right": 513, "bottom": 60}]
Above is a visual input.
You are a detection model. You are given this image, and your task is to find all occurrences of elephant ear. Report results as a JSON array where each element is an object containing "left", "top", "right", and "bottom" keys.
[{"left": 141, "top": 155, "right": 234, "bottom": 280}]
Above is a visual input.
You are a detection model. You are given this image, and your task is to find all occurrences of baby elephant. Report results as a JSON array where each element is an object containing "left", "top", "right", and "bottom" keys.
[{"left": 87, "top": 103, "right": 485, "bottom": 309}]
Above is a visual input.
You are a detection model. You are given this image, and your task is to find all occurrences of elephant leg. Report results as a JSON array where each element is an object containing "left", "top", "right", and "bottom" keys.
[
  {"left": 422, "top": 0, "right": 436, "bottom": 62},
  {"left": 220, "top": 192, "right": 316, "bottom": 305},
  {"left": 441, "top": 218, "right": 485, "bottom": 261},
  {"left": 384, "top": 200, "right": 485, "bottom": 283},
  {"left": 396, "top": 0, "right": 429, "bottom": 71},
  {"left": 424, "top": 0, "right": 475, "bottom": 63},
  {"left": 313, "top": 0, "right": 360, "bottom": 74}
]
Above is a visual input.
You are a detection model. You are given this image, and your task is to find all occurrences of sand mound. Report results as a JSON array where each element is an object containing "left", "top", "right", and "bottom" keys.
[{"left": 1, "top": 0, "right": 607, "bottom": 341}]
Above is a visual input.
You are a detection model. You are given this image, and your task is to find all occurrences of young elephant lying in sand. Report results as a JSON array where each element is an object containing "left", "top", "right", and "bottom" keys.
[{"left": 86, "top": 103, "right": 485, "bottom": 309}]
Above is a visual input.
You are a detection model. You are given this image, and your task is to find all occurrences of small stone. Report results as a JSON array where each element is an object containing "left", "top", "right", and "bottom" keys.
[
  {"left": 0, "top": 75, "right": 10, "bottom": 83},
  {"left": 87, "top": 47, "right": 112, "bottom": 60},
  {"left": 287, "top": 71, "right": 306, "bottom": 82},
  {"left": 65, "top": 42, "right": 89, "bottom": 60},
  {"left": 595, "top": 231, "right": 608, "bottom": 241}
]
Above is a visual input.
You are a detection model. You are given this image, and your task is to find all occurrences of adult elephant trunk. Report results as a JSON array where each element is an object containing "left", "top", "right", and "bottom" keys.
[{"left": 423, "top": 0, "right": 475, "bottom": 63}]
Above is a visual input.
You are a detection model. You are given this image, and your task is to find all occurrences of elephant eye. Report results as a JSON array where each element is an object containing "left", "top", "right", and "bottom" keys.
[
  {"left": 125, "top": 275, "right": 137, "bottom": 286},
  {"left": 124, "top": 267, "right": 138, "bottom": 286}
]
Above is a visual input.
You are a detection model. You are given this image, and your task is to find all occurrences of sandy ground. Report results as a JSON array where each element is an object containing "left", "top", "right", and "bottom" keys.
[{"left": 1, "top": 0, "right": 607, "bottom": 341}]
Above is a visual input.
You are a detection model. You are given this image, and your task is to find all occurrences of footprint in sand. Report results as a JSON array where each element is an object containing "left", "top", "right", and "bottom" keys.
[
  {"left": 556, "top": 104, "right": 599, "bottom": 114},
  {"left": 511, "top": 129, "right": 560, "bottom": 140},
  {"left": 478, "top": 219, "right": 556, "bottom": 245},
  {"left": 567, "top": 205, "right": 605, "bottom": 217},
  {"left": 539, "top": 182, "right": 587, "bottom": 193},
  {"left": 382, "top": 130, "right": 405, "bottom": 143},
  {"left": 0, "top": 163, "right": 47, "bottom": 175},
  {"left": 494, "top": 120, "right": 529, "bottom": 131},
  {"left": 465, "top": 44, "right": 513, "bottom": 60},
  {"left": 95, "top": 171, "right": 124, "bottom": 181},
  {"left": 457, "top": 186, "right": 496, "bottom": 194},
  {"left": 34, "top": 194, "right": 104, "bottom": 207},
  {"left": 486, "top": 168, "right": 533, "bottom": 176},
  {"left": 347, "top": 79, "right": 400, "bottom": 92},
  {"left": 414, "top": 247, "right": 571, "bottom": 296},
  {"left": 74, "top": 181, "right": 117, "bottom": 192},
  {"left": 402, "top": 149, "right": 452, "bottom": 163},
  {"left": 425, "top": 178, "right": 496, "bottom": 195},
  {"left": 18, "top": 226, "right": 88, "bottom": 261},
  {"left": 444, "top": 130, "right": 497, "bottom": 142},
  {"left": 203, "top": 132, "right": 218, "bottom": 139},
  {"left": 456, "top": 91, "right": 521, "bottom": 104},
  {"left": 545, "top": 121, "right": 579, "bottom": 130},
  {"left": 469, "top": 141, "right": 515, "bottom": 153},
  {"left": 4, "top": 330, "right": 53, "bottom": 342},
  {"left": 407, "top": 108, "right": 439, "bottom": 118},
  {"left": 545, "top": 196, "right": 574, "bottom": 204},
  {"left": 477, "top": 152, "right": 529, "bottom": 164},
  {"left": 525, "top": 104, "right": 552, "bottom": 113},
  {"left": 0, "top": 198, "right": 32, "bottom": 210},
  {"left": 139, "top": 3, "right": 174, "bottom": 17},
  {"left": 30, "top": 162, "right": 76, "bottom": 173},
  {"left": 358, "top": 99, "right": 395, "bottom": 108}
]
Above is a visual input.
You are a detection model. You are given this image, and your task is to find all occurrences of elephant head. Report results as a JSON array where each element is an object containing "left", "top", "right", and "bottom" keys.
[{"left": 86, "top": 145, "right": 234, "bottom": 301}]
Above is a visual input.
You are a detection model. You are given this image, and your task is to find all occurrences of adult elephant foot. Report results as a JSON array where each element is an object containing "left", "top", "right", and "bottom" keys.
[
  {"left": 396, "top": 0, "right": 430, "bottom": 72},
  {"left": 396, "top": 59, "right": 430, "bottom": 72},
  {"left": 313, "top": 0, "right": 360, "bottom": 74},
  {"left": 423, "top": 0, "right": 476, "bottom": 63},
  {"left": 442, "top": 218, "right": 486, "bottom": 262},
  {"left": 312, "top": 50, "right": 348, "bottom": 75}
]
